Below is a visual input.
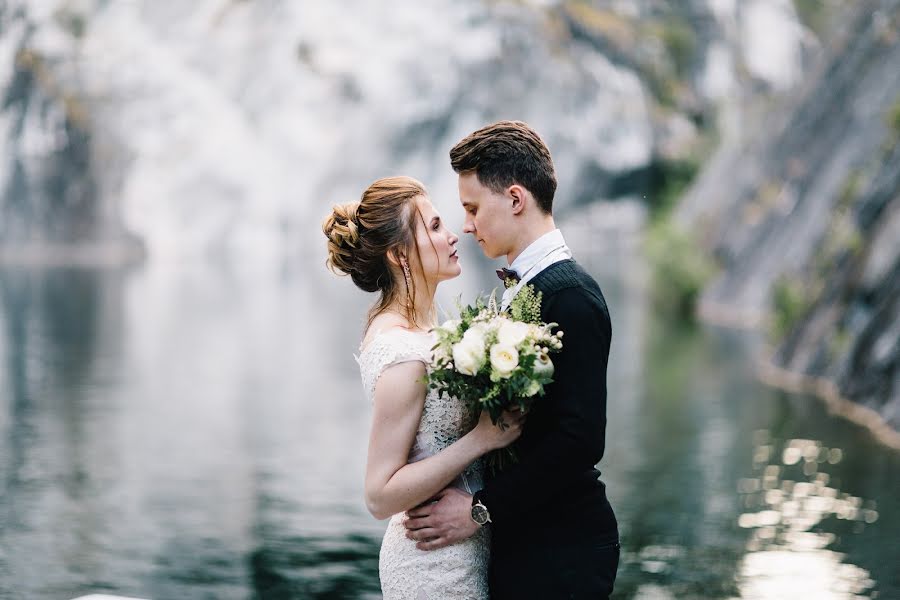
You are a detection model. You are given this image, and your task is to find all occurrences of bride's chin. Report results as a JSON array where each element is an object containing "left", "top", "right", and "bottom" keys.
[{"left": 432, "top": 272, "right": 458, "bottom": 284}]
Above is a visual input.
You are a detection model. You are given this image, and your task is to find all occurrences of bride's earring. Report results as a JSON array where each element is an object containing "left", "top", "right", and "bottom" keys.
[{"left": 402, "top": 259, "right": 413, "bottom": 314}]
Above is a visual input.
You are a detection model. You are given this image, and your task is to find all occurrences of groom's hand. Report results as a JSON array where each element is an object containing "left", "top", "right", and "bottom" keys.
[{"left": 403, "top": 487, "right": 479, "bottom": 551}]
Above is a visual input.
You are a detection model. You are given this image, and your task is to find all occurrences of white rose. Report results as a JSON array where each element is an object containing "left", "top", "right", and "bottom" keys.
[
  {"left": 462, "top": 324, "right": 487, "bottom": 347},
  {"left": 534, "top": 353, "right": 554, "bottom": 378},
  {"left": 452, "top": 338, "right": 485, "bottom": 376},
  {"left": 490, "top": 344, "right": 519, "bottom": 378},
  {"left": 497, "top": 320, "right": 530, "bottom": 347}
]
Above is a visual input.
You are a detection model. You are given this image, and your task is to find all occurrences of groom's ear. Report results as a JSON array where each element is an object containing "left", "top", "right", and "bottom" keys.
[{"left": 509, "top": 184, "right": 527, "bottom": 215}]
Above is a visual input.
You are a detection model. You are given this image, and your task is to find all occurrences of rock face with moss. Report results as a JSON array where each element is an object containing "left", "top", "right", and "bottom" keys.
[
  {"left": 677, "top": 0, "right": 900, "bottom": 431},
  {"left": 0, "top": 20, "right": 98, "bottom": 246},
  {"left": 0, "top": 0, "right": 658, "bottom": 259},
  {"left": 777, "top": 140, "right": 900, "bottom": 430},
  {"left": 0, "top": 2, "right": 142, "bottom": 263},
  {"left": 0, "top": 0, "right": 811, "bottom": 260}
]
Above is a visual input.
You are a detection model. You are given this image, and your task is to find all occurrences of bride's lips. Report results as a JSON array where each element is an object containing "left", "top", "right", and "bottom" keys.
[{"left": 450, "top": 250, "right": 459, "bottom": 260}]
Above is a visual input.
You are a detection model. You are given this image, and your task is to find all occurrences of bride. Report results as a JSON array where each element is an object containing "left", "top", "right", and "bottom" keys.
[{"left": 323, "top": 176, "right": 523, "bottom": 599}]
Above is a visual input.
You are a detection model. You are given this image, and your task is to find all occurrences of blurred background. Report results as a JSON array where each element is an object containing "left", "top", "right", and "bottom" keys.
[{"left": 1, "top": 0, "right": 898, "bottom": 598}]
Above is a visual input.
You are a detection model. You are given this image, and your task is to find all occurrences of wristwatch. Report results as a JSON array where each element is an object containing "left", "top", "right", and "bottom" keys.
[{"left": 470, "top": 492, "right": 492, "bottom": 526}]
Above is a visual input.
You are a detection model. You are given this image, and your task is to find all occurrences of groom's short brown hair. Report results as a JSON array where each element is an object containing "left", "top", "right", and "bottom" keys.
[{"left": 450, "top": 120, "right": 557, "bottom": 214}]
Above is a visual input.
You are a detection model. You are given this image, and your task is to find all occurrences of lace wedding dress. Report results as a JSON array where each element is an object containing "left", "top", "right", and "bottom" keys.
[{"left": 358, "top": 328, "right": 489, "bottom": 600}]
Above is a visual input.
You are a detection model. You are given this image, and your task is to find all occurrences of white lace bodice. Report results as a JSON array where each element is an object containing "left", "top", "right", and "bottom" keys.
[
  {"left": 358, "top": 329, "right": 483, "bottom": 484},
  {"left": 357, "top": 328, "right": 489, "bottom": 600}
]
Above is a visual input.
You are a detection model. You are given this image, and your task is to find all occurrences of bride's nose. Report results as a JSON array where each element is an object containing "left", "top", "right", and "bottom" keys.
[{"left": 448, "top": 230, "right": 459, "bottom": 246}]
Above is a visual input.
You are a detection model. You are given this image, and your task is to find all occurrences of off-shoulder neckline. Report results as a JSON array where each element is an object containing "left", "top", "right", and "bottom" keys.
[{"left": 358, "top": 327, "right": 433, "bottom": 356}]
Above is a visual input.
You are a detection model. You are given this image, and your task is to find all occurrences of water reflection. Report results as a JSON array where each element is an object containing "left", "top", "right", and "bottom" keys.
[
  {"left": 736, "top": 434, "right": 878, "bottom": 599},
  {"left": 0, "top": 263, "right": 388, "bottom": 599},
  {"left": 0, "top": 267, "right": 132, "bottom": 597},
  {"left": 248, "top": 534, "right": 380, "bottom": 599}
]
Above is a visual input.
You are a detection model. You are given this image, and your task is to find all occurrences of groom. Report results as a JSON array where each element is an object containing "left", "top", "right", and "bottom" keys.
[{"left": 404, "top": 121, "right": 619, "bottom": 598}]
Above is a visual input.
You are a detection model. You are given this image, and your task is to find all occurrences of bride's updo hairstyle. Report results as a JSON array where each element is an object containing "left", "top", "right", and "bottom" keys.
[{"left": 323, "top": 176, "right": 428, "bottom": 329}]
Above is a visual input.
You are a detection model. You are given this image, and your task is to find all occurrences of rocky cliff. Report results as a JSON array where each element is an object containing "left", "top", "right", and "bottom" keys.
[
  {"left": 676, "top": 0, "right": 900, "bottom": 443},
  {"left": 0, "top": 0, "right": 809, "bottom": 261}
]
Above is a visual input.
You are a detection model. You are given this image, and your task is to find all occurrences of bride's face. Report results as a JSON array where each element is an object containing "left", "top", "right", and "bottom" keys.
[{"left": 411, "top": 195, "right": 461, "bottom": 284}]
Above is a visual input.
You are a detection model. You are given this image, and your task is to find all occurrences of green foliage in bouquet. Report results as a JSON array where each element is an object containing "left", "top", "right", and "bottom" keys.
[{"left": 508, "top": 283, "right": 543, "bottom": 325}]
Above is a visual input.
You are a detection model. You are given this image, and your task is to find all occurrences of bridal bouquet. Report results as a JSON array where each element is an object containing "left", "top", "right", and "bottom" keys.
[{"left": 426, "top": 285, "right": 563, "bottom": 466}]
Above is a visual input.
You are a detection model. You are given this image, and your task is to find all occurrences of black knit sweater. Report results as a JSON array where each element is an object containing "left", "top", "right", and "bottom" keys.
[{"left": 480, "top": 259, "right": 618, "bottom": 546}]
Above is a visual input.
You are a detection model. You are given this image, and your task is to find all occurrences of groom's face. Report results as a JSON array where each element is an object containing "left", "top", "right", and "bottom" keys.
[{"left": 458, "top": 172, "right": 513, "bottom": 260}]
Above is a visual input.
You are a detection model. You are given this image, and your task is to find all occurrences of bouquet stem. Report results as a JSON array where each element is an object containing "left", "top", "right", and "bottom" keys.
[{"left": 487, "top": 446, "right": 518, "bottom": 475}]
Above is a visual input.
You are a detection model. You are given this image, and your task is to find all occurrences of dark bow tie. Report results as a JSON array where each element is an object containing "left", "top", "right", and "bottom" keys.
[{"left": 496, "top": 267, "right": 520, "bottom": 285}]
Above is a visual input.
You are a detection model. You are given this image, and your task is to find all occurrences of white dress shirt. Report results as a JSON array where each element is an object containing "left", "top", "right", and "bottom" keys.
[{"left": 501, "top": 229, "right": 573, "bottom": 310}]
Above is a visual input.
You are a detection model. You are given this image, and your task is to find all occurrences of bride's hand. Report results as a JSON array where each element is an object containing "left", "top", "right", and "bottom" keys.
[{"left": 473, "top": 407, "right": 525, "bottom": 451}]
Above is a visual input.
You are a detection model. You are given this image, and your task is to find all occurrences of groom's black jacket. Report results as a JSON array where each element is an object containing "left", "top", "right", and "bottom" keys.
[{"left": 480, "top": 259, "right": 617, "bottom": 546}]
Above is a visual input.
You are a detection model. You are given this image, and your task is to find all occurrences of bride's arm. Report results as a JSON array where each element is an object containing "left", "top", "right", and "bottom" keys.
[{"left": 364, "top": 360, "right": 521, "bottom": 520}]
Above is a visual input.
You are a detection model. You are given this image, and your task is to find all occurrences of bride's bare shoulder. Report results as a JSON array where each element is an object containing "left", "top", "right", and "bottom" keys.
[{"left": 361, "top": 313, "right": 413, "bottom": 350}]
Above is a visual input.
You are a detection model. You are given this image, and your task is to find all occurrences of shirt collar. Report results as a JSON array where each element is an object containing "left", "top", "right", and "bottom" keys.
[{"left": 508, "top": 229, "right": 568, "bottom": 277}]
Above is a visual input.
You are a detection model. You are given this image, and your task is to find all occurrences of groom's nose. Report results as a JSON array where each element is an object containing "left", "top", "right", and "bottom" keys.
[{"left": 462, "top": 218, "right": 475, "bottom": 235}]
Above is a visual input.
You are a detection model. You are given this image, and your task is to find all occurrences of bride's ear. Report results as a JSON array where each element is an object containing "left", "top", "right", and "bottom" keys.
[{"left": 386, "top": 248, "right": 406, "bottom": 268}]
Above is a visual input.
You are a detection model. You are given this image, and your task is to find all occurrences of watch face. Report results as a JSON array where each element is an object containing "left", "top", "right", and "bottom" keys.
[{"left": 471, "top": 504, "right": 489, "bottom": 525}]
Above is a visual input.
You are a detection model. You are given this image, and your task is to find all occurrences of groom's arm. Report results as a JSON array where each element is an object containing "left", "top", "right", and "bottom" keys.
[
  {"left": 405, "top": 287, "right": 611, "bottom": 549},
  {"left": 476, "top": 286, "right": 611, "bottom": 522}
]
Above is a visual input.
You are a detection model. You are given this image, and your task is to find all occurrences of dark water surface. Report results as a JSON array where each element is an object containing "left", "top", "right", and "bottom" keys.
[{"left": 0, "top": 233, "right": 897, "bottom": 599}]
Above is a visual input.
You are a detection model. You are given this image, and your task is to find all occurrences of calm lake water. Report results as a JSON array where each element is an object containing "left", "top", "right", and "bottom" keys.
[{"left": 0, "top": 225, "right": 898, "bottom": 599}]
